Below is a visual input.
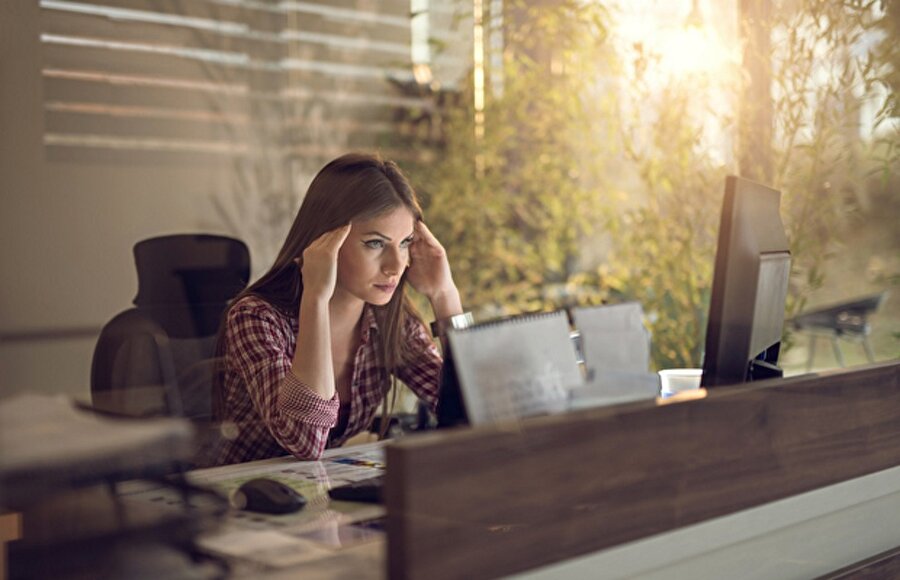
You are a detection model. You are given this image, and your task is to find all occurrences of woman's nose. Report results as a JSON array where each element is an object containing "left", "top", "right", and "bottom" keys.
[{"left": 382, "top": 247, "right": 404, "bottom": 275}]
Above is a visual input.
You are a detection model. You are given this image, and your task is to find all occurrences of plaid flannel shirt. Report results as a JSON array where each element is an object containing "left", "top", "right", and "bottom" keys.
[{"left": 214, "top": 295, "right": 442, "bottom": 465}]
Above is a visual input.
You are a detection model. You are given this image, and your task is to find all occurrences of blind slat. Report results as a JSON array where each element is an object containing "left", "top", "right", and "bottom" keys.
[
  {"left": 43, "top": 75, "right": 250, "bottom": 111},
  {"left": 45, "top": 110, "right": 249, "bottom": 141},
  {"left": 39, "top": 0, "right": 437, "bottom": 168},
  {"left": 42, "top": 9, "right": 413, "bottom": 61}
]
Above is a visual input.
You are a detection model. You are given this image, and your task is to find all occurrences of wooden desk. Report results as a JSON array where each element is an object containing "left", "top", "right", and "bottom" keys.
[
  {"left": 386, "top": 361, "right": 900, "bottom": 579},
  {"left": 121, "top": 442, "right": 389, "bottom": 576},
  {"left": 7, "top": 442, "right": 388, "bottom": 579},
  {"left": 0, "top": 513, "right": 21, "bottom": 580},
  {"left": 11, "top": 363, "right": 898, "bottom": 579}
]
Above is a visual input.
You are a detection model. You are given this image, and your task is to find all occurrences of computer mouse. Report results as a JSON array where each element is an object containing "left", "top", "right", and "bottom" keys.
[{"left": 231, "top": 478, "right": 306, "bottom": 514}]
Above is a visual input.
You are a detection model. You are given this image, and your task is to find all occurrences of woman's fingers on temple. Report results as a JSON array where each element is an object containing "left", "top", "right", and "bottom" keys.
[
  {"left": 416, "top": 222, "right": 447, "bottom": 258},
  {"left": 330, "top": 224, "right": 352, "bottom": 249},
  {"left": 328, "top": 224, "right": 351, "bottom": 238},
  {"left": 309, "top": 224, "right": 351, "bottom": 250},
  {"left": 416, "top": 221, "right": 440, "bottom": 245},
  {"left": 416, "top": 220, "right": 431, "bottom": 236}
]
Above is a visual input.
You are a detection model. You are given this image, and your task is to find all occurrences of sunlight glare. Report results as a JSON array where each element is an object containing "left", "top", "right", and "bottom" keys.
[
  {"left": 657, "top": 25, "right": 728, "bottom": 78},
  {"left": 614, "top": 0, "right": 738, "bottom": 83}
]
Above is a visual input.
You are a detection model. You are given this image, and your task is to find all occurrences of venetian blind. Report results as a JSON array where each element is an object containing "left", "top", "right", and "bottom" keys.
[{"left": 39, "top": 0, "right": 432, "bottom": 174}]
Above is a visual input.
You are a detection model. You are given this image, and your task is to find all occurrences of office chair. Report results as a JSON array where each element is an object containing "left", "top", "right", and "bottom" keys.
[
  {"left": 90, "top": 234, "right": 250, "bottom": 421},
  {"left": 791, "top": 291, "right": 887, "bottom": 371}
]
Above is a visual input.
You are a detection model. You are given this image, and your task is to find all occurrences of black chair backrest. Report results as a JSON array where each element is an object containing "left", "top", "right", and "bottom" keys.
[
  {"left": 133, "top": 234, "right": 251, "bottom": 337},
  {"left": 91, "top": 234, "right": 250, "bottom": 421}
]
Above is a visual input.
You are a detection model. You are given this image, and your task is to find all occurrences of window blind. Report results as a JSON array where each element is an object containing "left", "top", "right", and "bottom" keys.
[{"left": 39, "top": 0, "right": 434, "bottom": 172}]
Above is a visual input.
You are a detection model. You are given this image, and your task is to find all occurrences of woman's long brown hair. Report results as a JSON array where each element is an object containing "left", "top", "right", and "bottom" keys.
[{"left": 213, "top": 153, "right": 426, "bottom": 438}]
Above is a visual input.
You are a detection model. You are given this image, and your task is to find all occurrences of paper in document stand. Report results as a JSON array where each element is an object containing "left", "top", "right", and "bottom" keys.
[
  {"left": 571, "top": 302, "right": 651, "bottom": 373},
  {"left": 447, "top": 311, "right": 583, "bottom": 425},
  {"left": 569, "top": 302, "right": 658, "bottom": 406}
]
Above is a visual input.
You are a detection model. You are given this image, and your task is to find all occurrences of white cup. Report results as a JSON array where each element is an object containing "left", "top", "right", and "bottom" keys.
[{"left": 658, "top": 368, "right": 703, "bottom": 398}]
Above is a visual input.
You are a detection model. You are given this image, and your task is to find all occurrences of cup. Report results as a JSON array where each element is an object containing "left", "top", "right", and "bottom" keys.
[{"left": 657, "top": 368, "right": 703, "bottom": 398}]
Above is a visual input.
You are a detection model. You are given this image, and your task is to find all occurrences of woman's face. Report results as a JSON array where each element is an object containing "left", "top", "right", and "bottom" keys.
[{"left": 335, "top": 206, "right": 416, "bottom": 306}]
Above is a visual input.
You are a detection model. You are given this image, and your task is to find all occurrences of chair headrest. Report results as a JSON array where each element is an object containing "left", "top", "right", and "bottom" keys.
[{"left": 133, "top": 234, "right": 250, "bottom": 306}]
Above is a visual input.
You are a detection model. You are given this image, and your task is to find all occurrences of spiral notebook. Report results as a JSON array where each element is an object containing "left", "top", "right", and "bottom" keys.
[{"left": 446, "top": 311, "right": 584, "bottom": 425}]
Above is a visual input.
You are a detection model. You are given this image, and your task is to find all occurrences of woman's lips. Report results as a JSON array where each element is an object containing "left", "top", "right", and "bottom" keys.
[{"left": 374, "top": 283, "right": 397, "bottom": 293}]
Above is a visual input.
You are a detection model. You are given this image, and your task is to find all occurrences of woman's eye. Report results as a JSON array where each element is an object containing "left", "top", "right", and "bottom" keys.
[
  {"left": 364, "top": 240, "right": 385, "bottom": 249},
  {"left": 400, "top": 237, "right": 414, "bottom": 248}
]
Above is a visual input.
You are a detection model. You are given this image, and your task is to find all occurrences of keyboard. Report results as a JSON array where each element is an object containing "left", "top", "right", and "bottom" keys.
[{"left": 327, "top": 475, "right": 384, "bottom": 504}]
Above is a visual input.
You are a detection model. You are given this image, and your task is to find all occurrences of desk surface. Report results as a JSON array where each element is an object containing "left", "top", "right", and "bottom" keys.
[
  {"left": 119, "top": 442, "right": 388, "bottom": 577},
  {"left": 116, "top": 362, "right": 900, "bottom": 580},
  {"left": 385, "top": 360, "right": 900, "bottom": 580}
]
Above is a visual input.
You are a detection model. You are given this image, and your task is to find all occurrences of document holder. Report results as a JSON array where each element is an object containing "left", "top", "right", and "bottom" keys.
[
  {"left": 446, "top": 311, "right": 583, "bottom": 425},
  {"left": 570, "top": 302, "right": 650, "bottom": 374},
  {"left": 569, "top": 302, "right": 658, "bottom": 406}
]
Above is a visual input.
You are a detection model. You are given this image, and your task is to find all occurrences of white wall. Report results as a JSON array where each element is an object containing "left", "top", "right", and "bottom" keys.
[
  {"left": 0, "top": 0, "right": 440, "bottom": 401},
  {"left": 0, "top": 2, "right": 232, "bottom": 400}
]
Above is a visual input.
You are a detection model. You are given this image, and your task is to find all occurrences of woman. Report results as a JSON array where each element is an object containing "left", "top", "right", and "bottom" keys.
[{"left": 212, "top": 153, "right": 466, "bottom": 465}]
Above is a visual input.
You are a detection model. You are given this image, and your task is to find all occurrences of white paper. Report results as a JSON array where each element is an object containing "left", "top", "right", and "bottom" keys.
[
  {"left": 567, "top": 303, "right": 658, "bottom": 408},
  {"left": 447, "top": 311, "right": 584, "bottom": 425},
  {"left": 198, "top": 528, "right": 333, "bottom": 568},
  {"left": 568, "top": 370, "right": 660, "bottom": 410},
  {"left": 571, "top": 302, "right": 651, "bottom": 374}
]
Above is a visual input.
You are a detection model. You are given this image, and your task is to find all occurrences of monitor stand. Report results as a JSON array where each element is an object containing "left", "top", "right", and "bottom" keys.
[{"left": 747, "top": 358, "right": 783, "bottom": 382}]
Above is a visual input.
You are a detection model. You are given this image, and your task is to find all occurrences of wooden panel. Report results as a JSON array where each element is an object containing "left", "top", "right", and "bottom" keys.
[
  {"left": 41, "top": 47, "right": 408, "bottom": 100},
  {"left": 44, "top": 69, "right": 414, "bottom": 112},
  {"left": 45, "top": 114, "right": 242, "bottom": 143},
  {"left": 63, "top": 0, "right": 410, "bottom": 42},
  {"left": 284, "top": 98, "right": 415, "bottom": 126},
  {"left": 42, "top": 10, "right": 410, "bottom": 67},
  {"left": 298, "top": 0, "right": 410, "bottom": 12},
  {"left": 282, "top": 76, "right": 420, "bottom": 103},
  {"left": 70, "top": 0, "right": 412, "bottom": 22},
  {"left": 57, "top": 0, "right": 281, "bottom": 30},
  {"left": 41, "top": 43, "right": 257, "bottom": 85},
  {"left": 0, "top": 512, "right": 22, "bottom": 580},
  {"left": 386, "top": 362, "right": 900, "bottom": 580},
  {"left": 43, "top": 142, "right": 241, "bottom": 166},
  {"left": 288, "top": 17, "right": 410, "bottom": 46},
  {"left": 285, "top": 43, "right": 410, "bottom": 70},
  {"left": 819, "top": 546, "right": 900, "bottom": 579},
  {"left": 43, "top": 76, "right": 250, "bottom": 112},
  {"left": 41, "top": 9, "right": 278, "bottom": 56}
]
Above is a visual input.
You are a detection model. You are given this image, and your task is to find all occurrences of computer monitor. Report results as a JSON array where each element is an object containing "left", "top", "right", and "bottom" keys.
[{"left": 701, "top": 176, "right": 792, "bottom": 388}]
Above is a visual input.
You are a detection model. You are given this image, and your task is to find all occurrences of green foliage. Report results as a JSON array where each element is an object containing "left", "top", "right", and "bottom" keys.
[
  {"left": 410, "top": 1, "right": 617, "bottom": 316},
  {"left": 603, "top": 74, "right": 726, "bottom": 368},
  {"left": 413, "top": 0, "right": 896, "bottom": 370},
  {"left": 608, "top": 0, "right": 896, "bottom": 367},
  {"left": 769, "top": 0, "right": 880, "bottom": 323},
  {"left": 764, "top": 0, "right": 900, "bottom": 359}
]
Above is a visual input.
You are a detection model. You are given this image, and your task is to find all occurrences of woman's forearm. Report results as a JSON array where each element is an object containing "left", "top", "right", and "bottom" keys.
[
  {"left": 290, "top": 294, "right": 335, "bottom": 400},
  {"left": 428, "top": 286, "right": 463, "bottom": 320}
]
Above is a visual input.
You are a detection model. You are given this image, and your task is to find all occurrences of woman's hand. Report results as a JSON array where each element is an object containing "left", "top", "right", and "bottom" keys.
[
  {"left": 298, "top": 224, "right": 351, "bottom": 302},
  {"left": 407, "top": 221, "right": 463, "bottom": 319}
]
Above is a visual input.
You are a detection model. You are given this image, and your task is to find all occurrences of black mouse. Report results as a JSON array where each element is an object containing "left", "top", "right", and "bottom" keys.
[{"left": 231, "top": 478, "right": 306, "bottom": 514}]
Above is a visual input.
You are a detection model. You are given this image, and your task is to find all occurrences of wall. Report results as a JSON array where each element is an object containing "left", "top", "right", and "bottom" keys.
[
  {"left": 0, "top": 0, "right": 468, "bottom": 400},
  {"left": 0, "top": 2, "right": 232, "bottom": 399}
]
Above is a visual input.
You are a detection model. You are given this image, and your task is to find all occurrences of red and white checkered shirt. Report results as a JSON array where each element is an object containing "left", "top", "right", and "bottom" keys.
[{"left": 213, "top": 295, "right": 442, "bottom": 465}]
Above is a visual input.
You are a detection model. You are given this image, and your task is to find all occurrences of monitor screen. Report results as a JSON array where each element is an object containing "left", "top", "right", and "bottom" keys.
[{"left": 701, "top": 176, "right": 792, "bottom": 388}]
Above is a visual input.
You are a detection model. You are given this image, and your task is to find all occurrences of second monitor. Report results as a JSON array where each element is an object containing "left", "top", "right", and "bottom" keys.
[{"left": 701, "top": 175, "right": 792, "bottom": 388}]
